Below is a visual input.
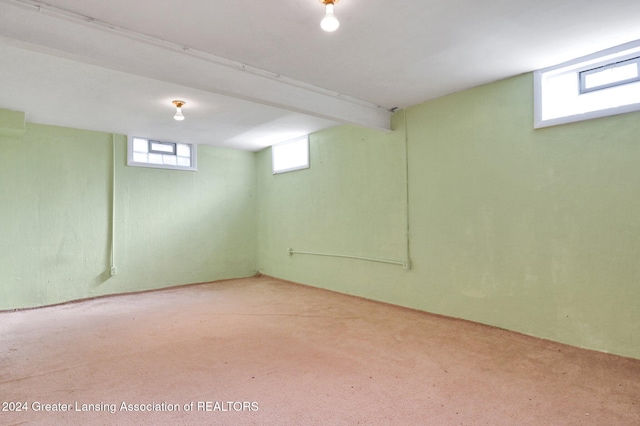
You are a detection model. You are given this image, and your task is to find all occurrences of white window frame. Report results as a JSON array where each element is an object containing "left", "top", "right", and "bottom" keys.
[
  {"left": 272, "top": 135, "right": 310, "bottom": 174},
  {"left": 127, "top": 136, "right": 197, "bottom": 171},
  {"left": 534, "top": 39, "right": 640, "bottom": 129}
]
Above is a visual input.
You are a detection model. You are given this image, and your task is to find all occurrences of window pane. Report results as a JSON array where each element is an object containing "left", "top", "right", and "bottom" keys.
[
  {"left": 272, "top": 136, "right": 309, "bottom": 174},
  {"left": 150, "top": 141, "right": 176, "bottom": 154},
  {"left": 148, "top": 153, "right": 163, "bottom": 164},
  {"left": 584, "top": 62, "right": 638, "bottom": 89},
  {"left": 163, "top": 154, "right": 177, "bottom": 165},
  {"left": 177, "top": 143, "right": 190, "bottom": 157},
  {"left": 133, "top": 138, "right": 148, "bottom": 153},
  {"left": 132, "top": 152, "right": 148, "bottom": 163},
  {"left": 177, "top": 156, "right": 191, "bottom": 167}
]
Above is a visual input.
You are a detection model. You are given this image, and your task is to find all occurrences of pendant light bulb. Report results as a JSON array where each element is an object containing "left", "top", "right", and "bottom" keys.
[
  {"left": 321, "top": 2, "right": 339, "bottom": 32},
  {"left": 172, "top": 100, "right": 185, "bottom": 121}
]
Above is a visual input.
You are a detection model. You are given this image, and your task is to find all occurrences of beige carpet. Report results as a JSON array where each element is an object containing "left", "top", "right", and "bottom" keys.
[{"left": 1, "top": 275, "right": 639, "bottom": 425}]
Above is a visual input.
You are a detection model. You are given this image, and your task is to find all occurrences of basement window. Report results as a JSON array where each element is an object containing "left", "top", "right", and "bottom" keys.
[
  {"left": 579, "top": 56, "right": 640, "bottom": 93},
  {"left": 534, "top": 39, "right": 640, "bottom": 128},
  {"left": 128, "top": 136, "right": 197, "bottom": 171},
  {"left": 272, "top": 135, "right": 309, "bottom": 174}
]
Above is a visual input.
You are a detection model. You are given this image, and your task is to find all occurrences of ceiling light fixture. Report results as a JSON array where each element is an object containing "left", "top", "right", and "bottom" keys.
[
  {"left": 320, "top": 0, "right": 340, "bottom": 32},
  {"left": 172, "top": 100, "right": 185, "bottom": 121}
]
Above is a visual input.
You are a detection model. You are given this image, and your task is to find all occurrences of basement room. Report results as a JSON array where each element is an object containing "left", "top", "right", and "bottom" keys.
[{"left": 1, "top": 0, "right": 639, "bottom": 424}]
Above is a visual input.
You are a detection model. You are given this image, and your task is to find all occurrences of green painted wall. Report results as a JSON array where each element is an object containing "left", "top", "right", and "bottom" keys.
[
  {"left": 256, "top": 123, "right": 411, "bottom": 304},
  {"left": 3, "top": 72, "right": 639, "bottom": 359},
  {"left": 0, "top": 107, "right": 25, "bottom": 137},
  {"left": 0, "top": 123, "right": 256, "bottom": 309},
  {"left": 257, "top": 73, "right": 640, "bottom": 359}
]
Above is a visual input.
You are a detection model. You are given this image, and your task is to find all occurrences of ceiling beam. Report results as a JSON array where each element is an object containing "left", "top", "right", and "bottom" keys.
[{"left": 0, "top": 0, "right": 392, "bottom": 131}]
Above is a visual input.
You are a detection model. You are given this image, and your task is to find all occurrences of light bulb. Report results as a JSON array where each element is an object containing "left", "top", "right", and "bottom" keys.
[
  {"left": 321, "top": 3, "right": 339, "bottom": 32},
  {"left": 172, "top": 100, "right": 185, "bottom": 121}
]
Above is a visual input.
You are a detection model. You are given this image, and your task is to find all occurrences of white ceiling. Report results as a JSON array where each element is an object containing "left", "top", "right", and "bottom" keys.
[{"left": 1, "top": 0, "right": 640, "bottom": 151}]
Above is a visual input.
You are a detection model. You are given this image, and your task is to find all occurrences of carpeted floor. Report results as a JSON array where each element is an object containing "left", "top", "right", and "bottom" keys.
[{"left": 1, "top": 275, "right": 639, "bottom": 425}]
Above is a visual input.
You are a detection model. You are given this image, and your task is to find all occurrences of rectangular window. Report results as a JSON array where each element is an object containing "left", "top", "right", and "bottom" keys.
[
  {"left": 534, "top": 39, "right": 640, "bottom": 128},
  {"left": 128, "top": 136, "right": 197, "bottom": 171},
  {"left": 272, "top": 135, "right": 309, "bottom": 174},
  {"left": 579, "top": 56, "right": 640, "bottom": 93},
  {"left": 149, "top": 140, "right": 177, "bottom": 155}
]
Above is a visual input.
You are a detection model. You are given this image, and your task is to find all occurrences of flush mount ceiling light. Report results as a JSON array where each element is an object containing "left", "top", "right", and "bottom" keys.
[
  {"left": 320, "top": 0, "right": 340, "bottom": 32},
  {"left": 172, "top": 100, "right": 185, "bottom": 121}
]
